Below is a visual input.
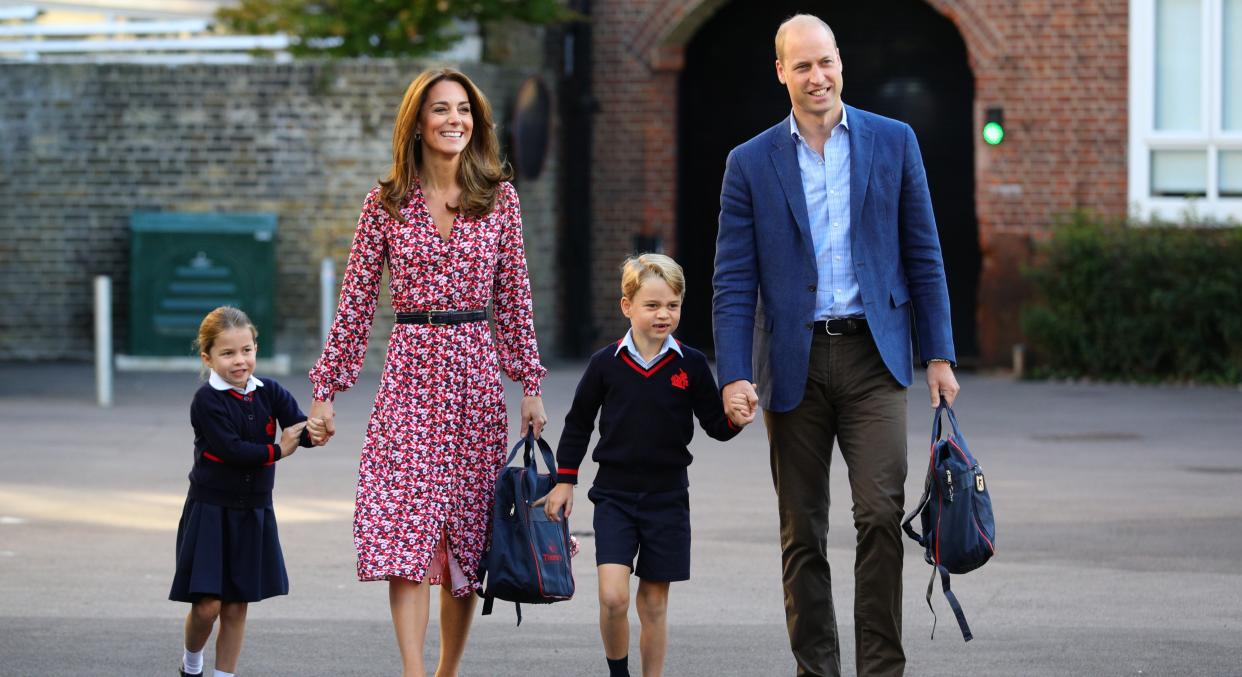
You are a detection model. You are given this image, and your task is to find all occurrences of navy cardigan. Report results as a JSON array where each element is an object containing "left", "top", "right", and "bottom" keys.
[{"left": 186, "top": 377, "right": 312, "bottom": 508}]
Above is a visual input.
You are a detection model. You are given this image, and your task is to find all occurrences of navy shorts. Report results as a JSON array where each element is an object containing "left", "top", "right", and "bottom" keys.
[{"left": 588, "top": 486, "right": 691, "bottom": 582}]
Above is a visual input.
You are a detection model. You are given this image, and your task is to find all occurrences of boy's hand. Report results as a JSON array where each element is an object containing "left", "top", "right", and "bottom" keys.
[
  {"left": 533, "top": 483, "right": 574, "bottom": 522},
  {"left": 279, "top": 421, "right": 308, "bottom": 458},
  {"left": 723, "top": 380, "right": 758, "bottom": 427},
  {"left": 727, "top": 391, "right": 756, "bottom": 426},
  {"left": 306, "top": 416, "right": 331, "bottom": 446}
]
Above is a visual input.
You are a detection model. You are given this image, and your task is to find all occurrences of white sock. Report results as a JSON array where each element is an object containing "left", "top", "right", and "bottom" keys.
[
  {"left": 182, "top": 648, "right": 203, "bottom": 674},
  {"left": 213, "top": 671, "right": 235, "bottom": 677}
]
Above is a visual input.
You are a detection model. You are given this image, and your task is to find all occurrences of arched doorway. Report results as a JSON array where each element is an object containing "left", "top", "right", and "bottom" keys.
[{"left": 676, "top": 0, "right": 980, "bottom": 359}]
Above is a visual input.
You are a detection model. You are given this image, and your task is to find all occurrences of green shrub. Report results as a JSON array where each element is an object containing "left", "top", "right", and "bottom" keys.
[{"left": 1021, "top": 214, "right": 1242, "bottom": 383}]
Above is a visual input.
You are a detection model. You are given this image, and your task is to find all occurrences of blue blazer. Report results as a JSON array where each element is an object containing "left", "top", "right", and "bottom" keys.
[{"left": 712, "top": 106, "right": 955, "bottom": 413}]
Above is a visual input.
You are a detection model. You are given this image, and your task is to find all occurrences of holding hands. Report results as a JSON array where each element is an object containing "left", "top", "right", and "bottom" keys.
[
  {"left": 307, "top": 399, "right": 336, "bottom": 446},
  {"left": 279, "top": 421, "right": 308, "bottom": 458},
  {"left": 723, "top": 380, "right": 759, "bottom": 427}
]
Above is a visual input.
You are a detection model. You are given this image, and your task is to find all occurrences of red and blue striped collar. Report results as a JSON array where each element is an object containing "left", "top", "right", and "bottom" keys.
[{"left": 614, "top": 333, "right": 682, "bottom": 377}]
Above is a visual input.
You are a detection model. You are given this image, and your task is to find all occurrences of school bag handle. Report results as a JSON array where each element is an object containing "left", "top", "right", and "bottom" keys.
[
  {"left": 930, "top": 401, "right": 962, "bottom": 446},
  {"left": 504, "top": 425, "right": 558, "bottom": 472}
]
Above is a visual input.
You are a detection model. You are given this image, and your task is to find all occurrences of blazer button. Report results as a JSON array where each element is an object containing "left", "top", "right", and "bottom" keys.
[
  {"left": 248, "top": 415, "right": 254, "bottom": 420},
  {"left": 805, "top": 322, "right": 813, "bottom": 329},
  {"left": 807, "top": 284, "right": 816, "bottom": 292}
]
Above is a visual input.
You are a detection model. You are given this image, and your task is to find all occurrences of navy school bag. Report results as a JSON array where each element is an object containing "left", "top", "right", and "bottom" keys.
[
  {"left": 901, "top": 404, "right": 996, "bottom": 641},
  {"left": 478, "top": 428, "right": 575, "bottom": 625}
]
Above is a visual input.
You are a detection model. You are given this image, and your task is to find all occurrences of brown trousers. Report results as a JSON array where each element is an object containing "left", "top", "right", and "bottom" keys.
[{"left": 763, "top": 332, "right": 908, "bottom": 677}]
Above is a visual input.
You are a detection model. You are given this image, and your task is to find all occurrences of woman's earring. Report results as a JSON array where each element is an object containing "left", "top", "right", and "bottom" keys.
[{"left": 415, "top": 130, "right": 422, "bottom": 140}]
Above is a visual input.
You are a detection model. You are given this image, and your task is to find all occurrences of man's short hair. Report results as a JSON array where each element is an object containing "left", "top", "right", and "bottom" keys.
[{"left": 775, "top": 14, "right": 836, "bottom": 62}]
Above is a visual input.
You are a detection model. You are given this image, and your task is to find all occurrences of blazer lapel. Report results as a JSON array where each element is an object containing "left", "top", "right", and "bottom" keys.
[
  {"left": 848, "top": 106, "right": 875, "bottom": 244},
  {"left": 769, "top": 126, "right": 815, "bottom": 255}
]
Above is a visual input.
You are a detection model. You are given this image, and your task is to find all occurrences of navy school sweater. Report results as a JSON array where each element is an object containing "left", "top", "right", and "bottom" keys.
[
  {"left": 187, "top": 377, "right": 313, "bottom": 508},
  {"left": 556, "top": 339, "right": 740, "bottom": 492}
]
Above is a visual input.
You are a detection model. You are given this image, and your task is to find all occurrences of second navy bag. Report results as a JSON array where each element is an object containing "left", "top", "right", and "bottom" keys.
[
  {"left": 478, "top": 429, "right": 575, "bottom": 625},
  {"left": 902, "top": 403, "right": 996, "bottom": 641}
]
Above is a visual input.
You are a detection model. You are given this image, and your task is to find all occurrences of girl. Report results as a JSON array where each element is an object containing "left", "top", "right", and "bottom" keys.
[{"left": 169, "top": 306, "right": 313, "bottom": 677}]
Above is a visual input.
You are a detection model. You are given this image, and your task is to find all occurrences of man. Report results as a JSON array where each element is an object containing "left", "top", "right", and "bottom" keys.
[{"left": 712, "top": 14, "right": 960, "bottom": 677}]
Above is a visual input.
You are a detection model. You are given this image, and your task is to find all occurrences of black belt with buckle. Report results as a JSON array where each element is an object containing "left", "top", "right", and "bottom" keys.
[
  {"left": 814, "top": 317, "right": 868, "bottom": 336},
  {"left": 395, "top": 309, "right": 488, "bottom": 325}
]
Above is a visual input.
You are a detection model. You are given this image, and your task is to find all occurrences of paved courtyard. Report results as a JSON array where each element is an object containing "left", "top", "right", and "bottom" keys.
[{"left": 1, "top": 362, "right": 1240, "bottom": 676}]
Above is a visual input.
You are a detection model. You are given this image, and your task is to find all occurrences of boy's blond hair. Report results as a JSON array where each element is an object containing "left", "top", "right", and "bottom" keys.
[{"left": 620, "top": 253, "right": 685, "bottom": 300}]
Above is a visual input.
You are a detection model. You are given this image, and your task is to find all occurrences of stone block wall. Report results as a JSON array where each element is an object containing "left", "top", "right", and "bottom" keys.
[{"left": 0, "top": 60, "right": 562, "bottom": 368}]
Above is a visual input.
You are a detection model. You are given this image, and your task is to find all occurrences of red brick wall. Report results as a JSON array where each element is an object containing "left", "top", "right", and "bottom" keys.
[{"left": 590, "top": 0, "right": 1129, "bottom": 365}]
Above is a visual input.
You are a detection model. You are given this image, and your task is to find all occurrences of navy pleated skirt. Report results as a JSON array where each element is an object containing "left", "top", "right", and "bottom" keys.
[{"left": 169, "top": 497, "right": 289, "bottom": 603}]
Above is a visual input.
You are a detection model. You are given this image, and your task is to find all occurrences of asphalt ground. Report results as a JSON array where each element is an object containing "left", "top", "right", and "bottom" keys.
[{"left": 1, "top": 362, "right": 1241, "bottom": 676}]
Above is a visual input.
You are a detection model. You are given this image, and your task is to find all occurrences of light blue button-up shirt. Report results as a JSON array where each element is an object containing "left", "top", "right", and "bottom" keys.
[
  {"left": 615, "top": 330, "right": 683, "bottom": 369},
  {"left": 790, "top": 109, "right": 864, "bottom": 319}
]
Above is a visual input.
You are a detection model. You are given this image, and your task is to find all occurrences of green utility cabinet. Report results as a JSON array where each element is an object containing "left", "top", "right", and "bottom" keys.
[{"left": 129, "top": 212, "right": 277, "bottom": 357}]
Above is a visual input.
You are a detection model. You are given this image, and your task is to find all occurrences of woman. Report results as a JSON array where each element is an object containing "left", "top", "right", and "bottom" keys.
[{"left": 306, "top": 68, "right": 547, "bottom": 677}]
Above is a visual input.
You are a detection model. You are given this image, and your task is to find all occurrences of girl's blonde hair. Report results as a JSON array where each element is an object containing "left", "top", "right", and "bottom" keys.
[
  {"left": 378, "top": 67, "right": 512, "bottom": 223},
  {"left": 620, "top": 253, "right": 686, "bottom": 300},
  {"left": 194, "top": 307, "right": 257, "bottom": 377}
]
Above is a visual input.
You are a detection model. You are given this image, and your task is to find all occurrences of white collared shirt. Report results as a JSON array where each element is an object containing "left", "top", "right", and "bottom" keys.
[
  {"left": 615, "top": 330, "right": 683, "bottom": 369},
  {"left": 208, "top": 370, "right": 264, "bottom": 395}
]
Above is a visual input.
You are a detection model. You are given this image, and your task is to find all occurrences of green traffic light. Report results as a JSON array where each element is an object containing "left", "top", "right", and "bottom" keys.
[{"left": 983, "top": 121, "right": 1005, "bottom": 145}]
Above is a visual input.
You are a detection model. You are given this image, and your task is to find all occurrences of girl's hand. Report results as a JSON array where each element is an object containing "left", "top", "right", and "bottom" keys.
[
  {"left": 533, "top": 483, "right": 574, "bottom": 522},
  {"left": 280, "top": 421, "right": 308, "bottom": 458},
  {"left": 308, "top": 399, "right": 335, "bottom": 445},
  {"left": 519, "top": 395, "right": 548, "bottom": 439}
]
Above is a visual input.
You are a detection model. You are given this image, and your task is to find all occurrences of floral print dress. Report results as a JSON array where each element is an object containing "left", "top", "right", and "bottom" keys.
[{"left": 310, "top": 180, "right": 545, "bottom": 596}]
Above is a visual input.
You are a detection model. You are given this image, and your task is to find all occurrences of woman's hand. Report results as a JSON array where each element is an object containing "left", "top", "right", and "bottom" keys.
[
  {"left": 519, "top": 395, "right": 547, "bottom": 439},
  {"left": 308, "top": 399, "right": 336, "bottom": 446}
]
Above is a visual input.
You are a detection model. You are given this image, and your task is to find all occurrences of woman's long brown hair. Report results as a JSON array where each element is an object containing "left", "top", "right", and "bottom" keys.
[{"left": 378, "top": 68, "right": 512, "bottom": 222}]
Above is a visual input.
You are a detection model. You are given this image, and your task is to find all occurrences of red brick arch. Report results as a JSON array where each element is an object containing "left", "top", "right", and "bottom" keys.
[
  {"left": 589, "top": 0, "right": 1128, "bottom": 364},
  {"left": 637, "top": 0, "right": 1002, "bottom": 70}
]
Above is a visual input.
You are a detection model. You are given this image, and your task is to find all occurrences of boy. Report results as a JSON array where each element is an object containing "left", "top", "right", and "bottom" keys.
[{"left": 539, "top": 254, "right": 754, "bottom": 677}]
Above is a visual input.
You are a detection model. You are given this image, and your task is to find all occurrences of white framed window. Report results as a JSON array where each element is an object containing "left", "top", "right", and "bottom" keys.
[{"left": 1130, "top": 0, "right": 1242, "bottom": 222}]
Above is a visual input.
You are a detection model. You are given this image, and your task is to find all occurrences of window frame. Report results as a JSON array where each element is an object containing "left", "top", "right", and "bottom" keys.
[{"left": 1130, "top": 0, "right": 1242, "bottom": 222}]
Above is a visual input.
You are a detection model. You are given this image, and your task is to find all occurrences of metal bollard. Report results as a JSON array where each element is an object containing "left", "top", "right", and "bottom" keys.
[
  {"left": 94, "top": 275, "right": 113, "bottom": 407},
  {"left": 320, "top": 257, "right": 336, "bottom": 345}
]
